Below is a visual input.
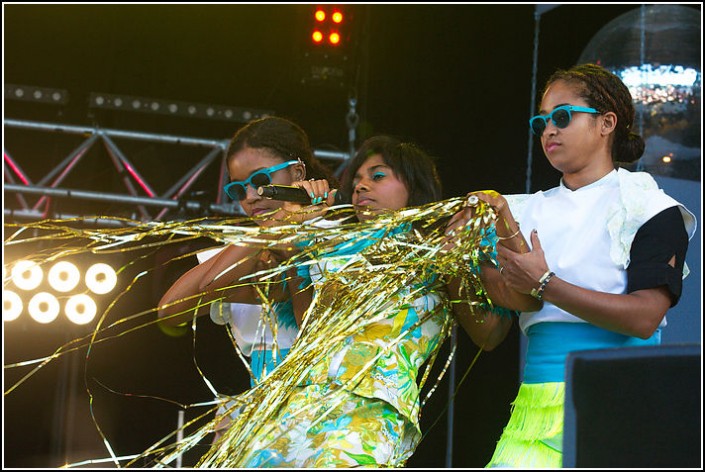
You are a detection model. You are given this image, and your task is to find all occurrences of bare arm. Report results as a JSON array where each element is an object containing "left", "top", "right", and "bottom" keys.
[
  {"left": 157, "top": 250, "right": 225, "bottom": 327},
  {"left": 158, "top": 244, "right": 270, "bottom": 327},
  {"left": 445, "top": 191, "right": 540, "bottom": 350},
  {"left": 501, "top": 230, "right": 674, "bottom": 339},
  {"left": 446, "top": 274, "right": 514, "bottom": 351}
]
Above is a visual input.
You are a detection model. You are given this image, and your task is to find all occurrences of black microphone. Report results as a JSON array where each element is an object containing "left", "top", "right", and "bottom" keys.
[{"left": 257, "top": 185, "right": 346, "bottom": 205}]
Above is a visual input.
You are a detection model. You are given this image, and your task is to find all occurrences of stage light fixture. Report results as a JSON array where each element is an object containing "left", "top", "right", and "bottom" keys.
[
  {"left": 89, "top": 92, "right": 273, "bottom": 123},
  {"left": 11, "top": 260, "right": 43, "bottom": 291},
  {"left": 48, "top": 261, "right": 81, "bottom": 293},
  {"left": 28, "top": 292, "right": 60, "bottom": 324},
  {"left": 65, "top": 294, "right": 98, "bottom": 325},
  {"left": 308, "top": 5, "right": 348, "bottom": 48},
  {"left": 301, "top": 5, "right": 357, "bottom": 89},
  {"left": 85, "top": 263, "right": 117, "bottom": 295},
  {"left": 5, "top": 83, "right": 69, "bottom": 105},
  {"left": 3, "top": 290, "right": 23, "bottom": 322}
]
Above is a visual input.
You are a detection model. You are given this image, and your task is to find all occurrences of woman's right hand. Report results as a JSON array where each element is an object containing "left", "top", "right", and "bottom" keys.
[
  {"left": 444, "top": 190, "right": 509, "bottom": 250},
  {"left": 267, "top": 178, "right": 338, "bottom": 225}
]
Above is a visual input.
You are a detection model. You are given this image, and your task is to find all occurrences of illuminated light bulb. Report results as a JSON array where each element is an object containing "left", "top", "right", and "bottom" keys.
[
  {"left": 3, "top": 290, "right": 23, "bottom": 321},
  {"left": 65, "top": 294, "right": 97, "bottom": 325},
  {"left": 85, "top": 263, "right": 117, "bottom": 295},
  {"left": 11, "top": 260, "right": 43, "bottom": 291},
  {"left": 28, "top": 292, "right": 60, "bottom": 324},
  {"left": 329, "top": 32, "right": 341, "bottom": 45},
  {"left": 315, "top": 9, "right": 325, "bottom": 22},
  {"left": 312, "top": 30, "right": 323, "bottom": 43},
  {"left": 332, "top": 11, "right": 343, "bottom": 23},
  {"left": 48, "top": 261, "right": 81, "bottom": 293},
  {"left": 662, "top": 155, "right": 672, "bottom": 163}
]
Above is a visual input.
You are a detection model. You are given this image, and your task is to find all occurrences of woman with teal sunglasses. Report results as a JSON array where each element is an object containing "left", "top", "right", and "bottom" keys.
[
  {"left": 158, "top": 116, "right": 338, "bottom": 439},
  {"left": 448, "top": 63, "right": 695, "bottom": 469}
]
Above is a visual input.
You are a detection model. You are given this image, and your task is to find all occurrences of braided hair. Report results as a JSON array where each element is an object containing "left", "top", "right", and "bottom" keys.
[{"left": 545, "top": 63, "right": 645, "bottom": 164}]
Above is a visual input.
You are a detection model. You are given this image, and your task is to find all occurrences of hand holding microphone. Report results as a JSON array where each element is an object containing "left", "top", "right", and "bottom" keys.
[{"left": 257, "top": 181, "right": 345, "bottom": 206}]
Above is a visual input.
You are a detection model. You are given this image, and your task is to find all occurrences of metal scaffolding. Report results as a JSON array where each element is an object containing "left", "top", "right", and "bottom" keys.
[{"left": 3, "top": 118, "right": 350, "bottom": 224}]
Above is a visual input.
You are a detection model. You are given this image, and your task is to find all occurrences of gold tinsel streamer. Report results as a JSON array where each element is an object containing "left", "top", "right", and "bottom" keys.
[{"left": 4, "top": 196, "right": 502, "bottom": 467}]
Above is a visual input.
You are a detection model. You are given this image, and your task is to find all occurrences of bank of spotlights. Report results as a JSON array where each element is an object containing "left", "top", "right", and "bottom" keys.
[{"left": 3, "top": 259, "right": 119, "bottom": 326}]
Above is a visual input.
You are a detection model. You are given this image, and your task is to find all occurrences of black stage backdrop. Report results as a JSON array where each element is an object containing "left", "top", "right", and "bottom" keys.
[{"left": 5, "top": 4, "right": 686, "bottom": 468}]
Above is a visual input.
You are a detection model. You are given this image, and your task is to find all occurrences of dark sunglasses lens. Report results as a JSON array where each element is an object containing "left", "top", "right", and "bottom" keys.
[
  {"left": 235, "top": 184, "right": 248, "bottom": 200},
  {"left": 250, "top": 172, "right": 271, "bottom": 188},
  {"left": 531, "top": 117, "right": 546, "bottom": 136},
  {"left": 552, "top": 109, "right": 571, "bottom": 128},
  {"left": 225, "top": 183, "right": 247, "bottom": 201}
]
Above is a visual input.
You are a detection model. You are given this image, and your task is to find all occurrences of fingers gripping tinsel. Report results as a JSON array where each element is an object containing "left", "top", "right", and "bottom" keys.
[{"left": 3, "top": 197, "right": 502, "bottom": 467}]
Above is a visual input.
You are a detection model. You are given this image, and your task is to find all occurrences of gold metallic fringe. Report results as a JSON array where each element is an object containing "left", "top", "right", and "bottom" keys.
[{"left": 4, "top": 197, "right": 502, "bottom": 467}]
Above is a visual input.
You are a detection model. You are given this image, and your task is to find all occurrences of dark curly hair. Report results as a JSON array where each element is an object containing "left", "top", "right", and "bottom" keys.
[
  {"left": 544, "top": 63, "right": 645, "bottom": 164},
  {"left": 226, "top": 116, "right": 337, "bottom": 185},
  {"left": 339, "top": 135, "right": 442, "bottom": 207}
]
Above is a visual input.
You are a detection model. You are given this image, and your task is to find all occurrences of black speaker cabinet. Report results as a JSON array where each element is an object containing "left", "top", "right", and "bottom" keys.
[{"left": 563, "top": 344, "right": 701, "bottom": 468}]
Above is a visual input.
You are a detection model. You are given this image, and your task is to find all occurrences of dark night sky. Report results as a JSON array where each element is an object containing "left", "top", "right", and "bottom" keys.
[{"left": 4, "top": 3, "right": 696, "bottom": 469}]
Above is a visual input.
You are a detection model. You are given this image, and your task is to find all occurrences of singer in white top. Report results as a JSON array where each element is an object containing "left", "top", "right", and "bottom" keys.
[
  {"left": 446, "top": 63, "right": 696, "bottom": 469},
  {"left": 158, "top": 116, "right": 339, "bottom": 438}
]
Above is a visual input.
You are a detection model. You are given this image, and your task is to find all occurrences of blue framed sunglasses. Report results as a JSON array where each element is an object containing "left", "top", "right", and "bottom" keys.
[
  {"left": 529, "top": 105, "right": 600, "bottom": 137},
  {"left": 224, "top": 160, "right": 299, "bottom": 201}
]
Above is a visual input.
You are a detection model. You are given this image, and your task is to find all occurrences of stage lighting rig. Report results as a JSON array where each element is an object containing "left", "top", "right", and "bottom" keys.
[
  {"left": 299, "top": 5, "right": 360, "bottom": 89},
  {"left": 5, "top": 83, "right": 69, "bottom": 105},
  {"left": 89, "top": 92, "right": 274, "bottom": 124}
]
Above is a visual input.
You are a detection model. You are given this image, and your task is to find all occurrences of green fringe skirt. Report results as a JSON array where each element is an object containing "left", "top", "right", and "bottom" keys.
[{"left": 486, "top": 382, "right": 565, "bottom": 468}]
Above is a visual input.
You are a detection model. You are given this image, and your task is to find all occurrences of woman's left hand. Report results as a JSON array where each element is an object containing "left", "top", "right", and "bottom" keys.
[{"left": 497, "top": 229, "right": 550, "bottom": 295}]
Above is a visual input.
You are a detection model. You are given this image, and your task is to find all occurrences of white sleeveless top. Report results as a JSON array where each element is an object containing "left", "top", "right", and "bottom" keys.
[{"left": 197, "top": 247, "right": 298, "bottom": 355}]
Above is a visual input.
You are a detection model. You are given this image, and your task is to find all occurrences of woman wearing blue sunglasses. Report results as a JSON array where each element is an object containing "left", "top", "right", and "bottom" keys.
[
  {"left": 158, "top": 116, "right": 338, "bottom": 438},
  {"left": 449, "top": 63, "right": 695, "bottom": 468}
]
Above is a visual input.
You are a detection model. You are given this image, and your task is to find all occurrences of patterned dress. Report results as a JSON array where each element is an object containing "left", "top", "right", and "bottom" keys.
[{"left": 236, "top": 228, "right": 455, "bottom": 467}]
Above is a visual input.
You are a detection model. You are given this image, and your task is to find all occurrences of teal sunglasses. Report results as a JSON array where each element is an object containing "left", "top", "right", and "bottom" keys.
[
  {"left": 224, "top": 160, "right": 299, "bottom": 201},
  {"left": 529, "top": 105, "right": 599, "bottom": 137}
]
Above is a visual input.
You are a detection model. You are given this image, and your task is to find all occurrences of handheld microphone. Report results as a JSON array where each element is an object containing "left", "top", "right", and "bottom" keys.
[{"left": 257, "top": 185, "right": 345, "bottom": 205}]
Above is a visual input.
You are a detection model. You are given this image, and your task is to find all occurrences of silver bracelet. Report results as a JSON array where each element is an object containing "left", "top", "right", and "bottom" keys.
[{"left": 530, "top": 270, "right": 555, "bottom": 301}]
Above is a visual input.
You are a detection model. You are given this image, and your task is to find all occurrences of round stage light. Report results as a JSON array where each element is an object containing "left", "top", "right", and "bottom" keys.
[
  {"left": 3, "top": 290, "right": 23, "bottom": 321},
  {"left": 85, "top": 263, "right": 117, "bottom": 295},
  {"left": 48, "top": 261, "right": 81, "bottom": 293},
  {"left": 11, "top": 260, "right": 43, "bottom": 291},
  {"left": 65, "top": 294, "right": 97, "bottom": 325},
  {"left": 28, "top": 292, "right": 60, "bottom": 324}
]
